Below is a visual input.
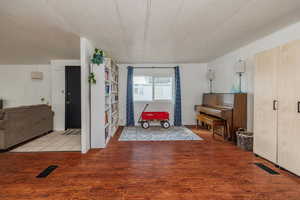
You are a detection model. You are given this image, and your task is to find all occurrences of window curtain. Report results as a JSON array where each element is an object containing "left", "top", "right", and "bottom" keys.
[
  {"left": 126, "top": 66, "right": 135, "bottom": 126},
  {"left": 174, "top": 66, "right": 182, "bottom": 126}
]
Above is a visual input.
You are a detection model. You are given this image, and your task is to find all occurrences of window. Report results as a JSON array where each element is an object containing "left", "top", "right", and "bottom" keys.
[
  {"left": 154, "top": 77, "right": 172, "bottom": 100},
  {"left": 133, "top": 76, "right": 153, "bottom": 101},
  {"left": 133, "top": 76, "right": 172, "bottom": 101}
]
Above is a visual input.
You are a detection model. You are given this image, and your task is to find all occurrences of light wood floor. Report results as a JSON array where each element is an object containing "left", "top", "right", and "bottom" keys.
[{"left": 1, "top": 127, "right": 300, "bottom": 200}]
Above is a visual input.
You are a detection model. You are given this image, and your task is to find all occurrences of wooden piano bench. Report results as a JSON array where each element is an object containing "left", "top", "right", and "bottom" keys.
[{"left": 196, "top": 114, "right": 228, "bottom": 140}]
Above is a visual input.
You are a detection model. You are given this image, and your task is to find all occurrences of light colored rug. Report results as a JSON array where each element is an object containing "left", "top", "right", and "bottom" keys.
[
  {"left": 63, "top": 129, "right": 81, "bottom": 135},
  {"left": 119, "top": 126, "right": 203, "bottom": 141}
]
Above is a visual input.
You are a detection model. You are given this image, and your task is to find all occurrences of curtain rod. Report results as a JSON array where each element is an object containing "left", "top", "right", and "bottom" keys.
[{"left": 131, "top": 67, "right": 176, "bottom": 69}]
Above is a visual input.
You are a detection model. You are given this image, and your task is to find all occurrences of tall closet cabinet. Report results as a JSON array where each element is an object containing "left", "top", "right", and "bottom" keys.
[{"left": 254, "top": 40, "right": 300, "bottom": 176}]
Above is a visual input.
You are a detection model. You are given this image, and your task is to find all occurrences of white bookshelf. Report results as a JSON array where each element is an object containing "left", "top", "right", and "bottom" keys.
[{"left": 91, "top": 58, "right": 119, "bottom": 148}]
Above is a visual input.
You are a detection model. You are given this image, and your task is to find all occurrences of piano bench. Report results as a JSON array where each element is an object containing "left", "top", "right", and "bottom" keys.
[{"left": 196, "top": 114, "right": 228, "bottom": 140}]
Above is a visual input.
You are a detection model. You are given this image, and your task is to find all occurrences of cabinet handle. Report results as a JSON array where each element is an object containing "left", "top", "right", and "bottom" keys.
[
  {"left": 273, "top": 100, "right": 278, "bottom": 111},
  {"left": 298, "top": 101, "right": 300, "bottom": 113}
]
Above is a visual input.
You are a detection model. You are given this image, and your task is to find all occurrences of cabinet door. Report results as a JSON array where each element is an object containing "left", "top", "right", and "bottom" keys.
[
  {"left": 254, "top": 47, "right": 279, "bottom": 163},
  {"left": 277, "top": 40, "right": 300, "bottom": 176}
]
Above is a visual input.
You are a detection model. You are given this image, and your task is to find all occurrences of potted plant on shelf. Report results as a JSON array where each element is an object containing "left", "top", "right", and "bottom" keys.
[
  {"left": 88, "top": 72, "right": 96, "bottom": 84},
  {"left": 89, "top": 48, "right": 105, "bottom": 84},
  {"left": 91, "top": 48, "right": 105, "bottom": 65}
]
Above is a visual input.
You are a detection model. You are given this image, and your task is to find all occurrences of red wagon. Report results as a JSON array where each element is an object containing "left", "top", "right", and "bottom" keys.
[{"left": 138, "top": 104, "right": 170, "bottom": 129}]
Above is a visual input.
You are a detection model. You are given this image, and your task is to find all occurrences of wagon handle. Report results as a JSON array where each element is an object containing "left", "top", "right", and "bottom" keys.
[{"left": 138, "top": 104, "right": 149, "bottom": 123}]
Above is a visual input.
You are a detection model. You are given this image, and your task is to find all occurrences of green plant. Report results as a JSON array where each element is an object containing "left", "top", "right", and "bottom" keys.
[
  {"left": 91, "top": 48, "right": 105, "bottom": 65},
  {"left": 88, "top": 72, "right": 96, "bottom": 84}
]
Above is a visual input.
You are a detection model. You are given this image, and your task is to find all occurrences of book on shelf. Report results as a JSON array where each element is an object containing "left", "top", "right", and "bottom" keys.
[
  {"left": 105, "top": 111, "right": 108, "bottom": 124},
  {"left": 105, "top": 128, "right": 109, "bottom": 140},
  {"left": 105, "top": 70, "right": 109, "bottom": 81},
  {"left": 105, "top": 85, "right": 110, "bottom": 94}
]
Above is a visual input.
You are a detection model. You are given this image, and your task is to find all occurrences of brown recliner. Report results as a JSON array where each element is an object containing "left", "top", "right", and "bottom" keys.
[{"left": 0, "top": 104, "right": 54, "bottom": 150}]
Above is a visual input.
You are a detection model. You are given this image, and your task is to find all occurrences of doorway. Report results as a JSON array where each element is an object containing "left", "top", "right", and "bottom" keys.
[{"left": 65, "top": 66, "right": 81, "bottom": 130}]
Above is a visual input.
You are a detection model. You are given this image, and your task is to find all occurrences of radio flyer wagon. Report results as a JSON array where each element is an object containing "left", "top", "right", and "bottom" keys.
[{"left": 138, "top": 104, "right": 170, "bottom": 129}]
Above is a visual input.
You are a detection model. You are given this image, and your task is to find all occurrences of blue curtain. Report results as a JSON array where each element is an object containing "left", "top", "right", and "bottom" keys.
[
  {"left": 174, "top": 66, "right": 182, "bottom": 126},
  {"left": 126, "top": 66, "right": 135, "bottom": 126}
]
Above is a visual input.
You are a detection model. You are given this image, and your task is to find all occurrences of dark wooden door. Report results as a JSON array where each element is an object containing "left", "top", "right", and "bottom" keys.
[{"left": 65, "top": 66, "right": 81, "bottom": 129}]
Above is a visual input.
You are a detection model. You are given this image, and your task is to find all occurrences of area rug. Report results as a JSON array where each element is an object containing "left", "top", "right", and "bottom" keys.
[
  {"left": 119, "top": 126, "right": 203, "bottom": 141},
  {"left": 63, "top": 129, "right": 81, "bottom": 135}
]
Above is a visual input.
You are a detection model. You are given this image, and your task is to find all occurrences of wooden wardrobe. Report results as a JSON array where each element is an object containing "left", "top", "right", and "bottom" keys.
[{"left": 254, "top": 40, "right": 300, "bottom": 176}]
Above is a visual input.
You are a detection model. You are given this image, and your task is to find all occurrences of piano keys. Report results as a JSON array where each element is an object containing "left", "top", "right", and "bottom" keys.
[{"left": 195, "top": 93, "right": 247, "bottom": 142}]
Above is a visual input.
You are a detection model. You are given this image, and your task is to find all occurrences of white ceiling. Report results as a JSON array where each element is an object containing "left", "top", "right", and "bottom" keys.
[{"left": 1, "top": 0, "right": 300, "bottom": 64}]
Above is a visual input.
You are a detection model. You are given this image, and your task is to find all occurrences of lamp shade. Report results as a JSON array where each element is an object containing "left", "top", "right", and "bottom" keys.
[
  {"left": 235, "top": 59, "right": 246, "bottom": 73},
  {"left": 207, "top": 69, "right": 215, "bottom": 81}
]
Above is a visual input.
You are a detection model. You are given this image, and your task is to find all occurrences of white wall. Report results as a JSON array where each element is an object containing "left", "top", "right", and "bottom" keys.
[
  {"left": 0, "top": 65, "right": 52, "bottom": 108},
  {"left": 50, "top": 60, "right": 81, "bottom": 131},
  {"left": 118, "top": 63, "right": 208, "bottom": 126},
  {"left": 208, "top": 21, "right": 300, "bottom": 131},
  {"left": 0, "top": 62, "right": 82, "bottom": 132},
  {"left": 80, "top": 37, "right": 94, "bottom": 153}
]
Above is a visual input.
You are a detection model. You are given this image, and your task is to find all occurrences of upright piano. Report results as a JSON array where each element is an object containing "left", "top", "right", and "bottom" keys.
[{"left": 195, "top": 93, "right": 247, "bottom": 142}]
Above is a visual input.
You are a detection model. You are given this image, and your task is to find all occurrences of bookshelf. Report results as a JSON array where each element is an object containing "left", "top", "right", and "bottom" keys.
[{"left": 91, "top": 58, "right": 119, "bottom": 148}]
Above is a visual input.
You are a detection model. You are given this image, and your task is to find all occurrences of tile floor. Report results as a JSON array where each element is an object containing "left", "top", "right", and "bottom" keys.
[{"left": 10, "top": 131, "right": 81, "bottom": 152}]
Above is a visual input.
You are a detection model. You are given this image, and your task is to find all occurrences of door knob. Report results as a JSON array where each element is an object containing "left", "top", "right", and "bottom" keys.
[{"left": 66, "top": 101, "right": 70, "bottom": 104}]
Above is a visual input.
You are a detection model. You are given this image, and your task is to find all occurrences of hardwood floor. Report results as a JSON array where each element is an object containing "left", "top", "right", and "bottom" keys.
[{"left": 1, "top": 127, "right": 300, "bottom": 200}]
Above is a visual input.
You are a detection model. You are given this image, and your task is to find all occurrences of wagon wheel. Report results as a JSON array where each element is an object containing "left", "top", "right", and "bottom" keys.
[
  {"left": 161, "top": 121, "right": 170, "bottom": 129},
  {"left": 141, "top": 121, "right": 150, "bottom": 129}
]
